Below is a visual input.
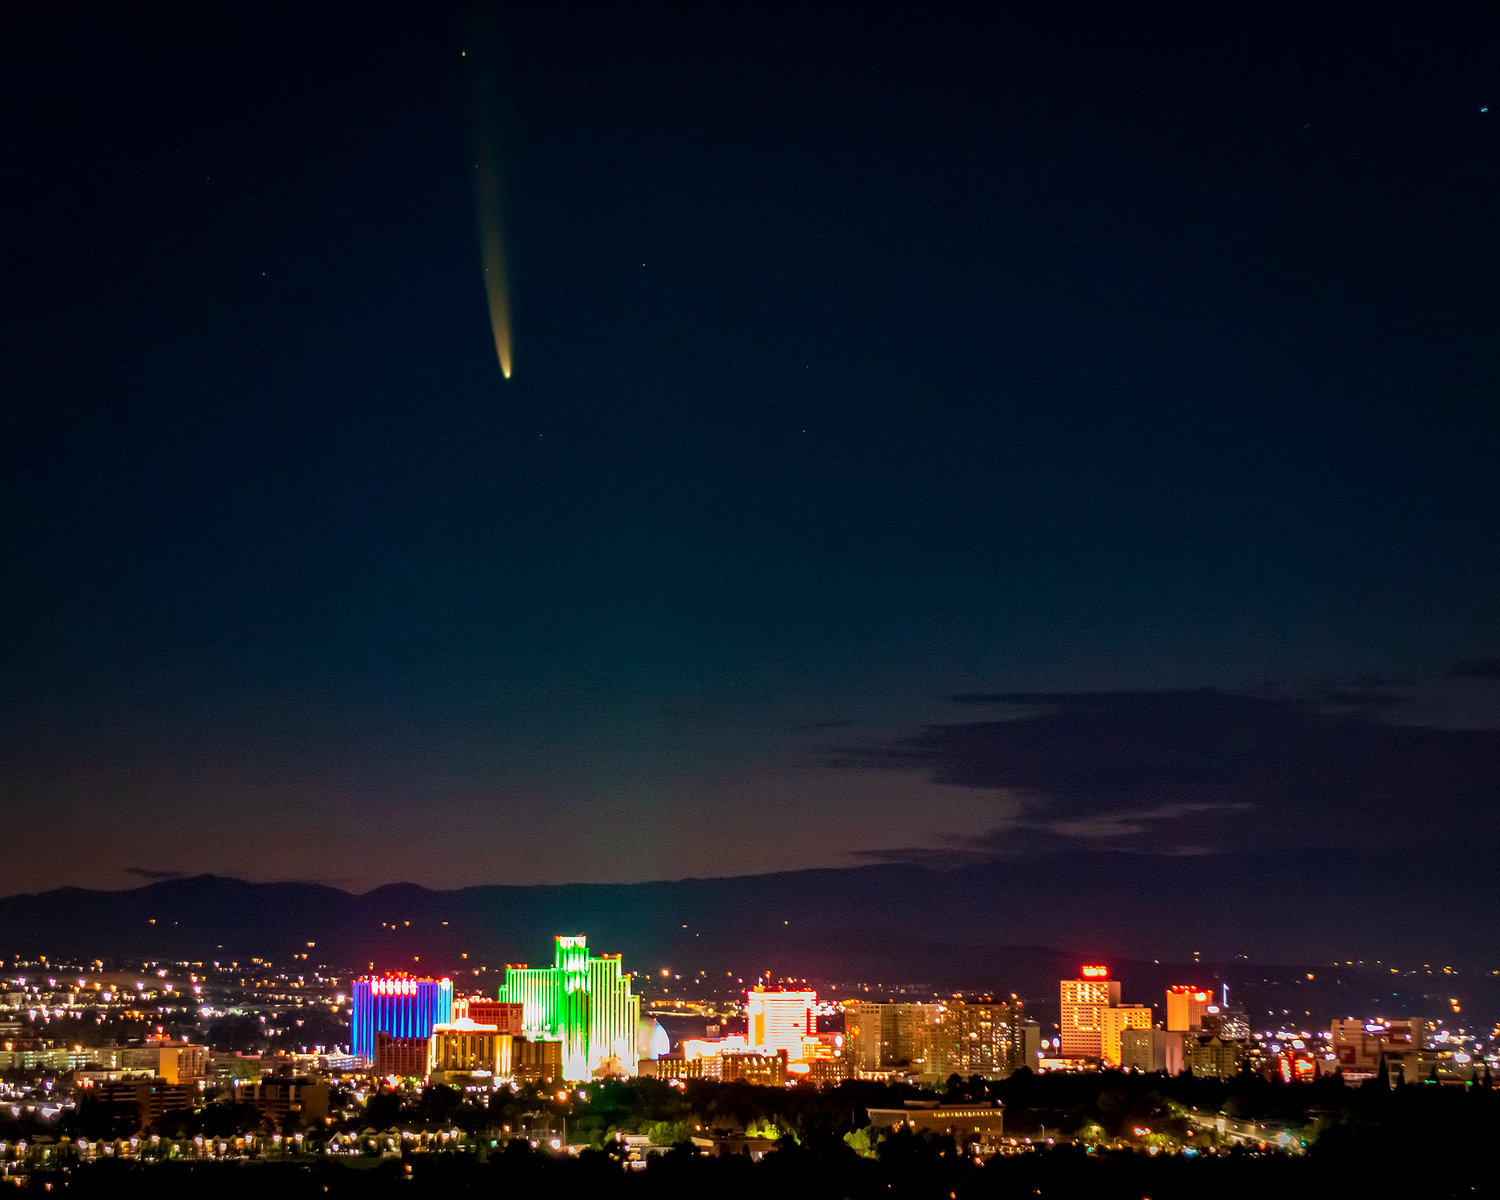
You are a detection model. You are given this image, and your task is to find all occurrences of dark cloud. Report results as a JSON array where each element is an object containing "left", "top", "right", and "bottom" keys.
[
  {"left": 123, "top": 867, "right": 188, "bottom": 882},
  {"left": 1346, "top": 675, "right": 1411, "bottom": 689},
  {"left": 785, "top": 720, "right": 860, "bottom": 732},
  {"left": 1451, "top": 658, "right": 1500, "bottom": 680},
  {"left": 1319, "top": 690, "right": 1411, "bottom": 708},
  {"left": 846, "top": 688, "right": 1500, "bottom": 858}
]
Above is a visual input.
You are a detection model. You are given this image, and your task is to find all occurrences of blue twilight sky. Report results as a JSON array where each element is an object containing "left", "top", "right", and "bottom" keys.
[{"left": 2, "top": 1, "right": 1498, "bottom": 898}]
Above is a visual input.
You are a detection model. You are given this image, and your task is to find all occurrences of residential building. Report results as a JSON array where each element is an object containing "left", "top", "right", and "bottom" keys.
[
  {"left": 1188, "top": 1035, "right": 1246, "bottom": 1079},
  {"left": 843, "top": 1001, "right": 943, "bottom": 1076},
  {"left": 935, "top": 1001, "right": 1038, "bottom": 1079}
]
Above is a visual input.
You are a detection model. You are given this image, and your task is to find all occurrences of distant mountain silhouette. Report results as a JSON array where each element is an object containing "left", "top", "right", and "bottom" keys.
[{"left": 3, "top": 846, "right": 1498, "bottom": 1026}]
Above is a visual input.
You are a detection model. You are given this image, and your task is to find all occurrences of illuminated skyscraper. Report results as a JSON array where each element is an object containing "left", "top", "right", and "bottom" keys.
[
  {"left": 1165, "top": 986, "right": 1214, "bottom": 1032},
  {"left": 350, "top": 976, "right": 453, "bottom": 1061},
  {"left": 1059, "top": 965, "right": 1121, "bottom": 1059},
  {"left": 746, "top": 987, "right": 816, "bottom": 1058},
  {"left": 1100, "top": 1005, "right": 1153, "bottom": 1067},
  {"left": 497, "top": 935, "right": 640, "bottom": 1081}
]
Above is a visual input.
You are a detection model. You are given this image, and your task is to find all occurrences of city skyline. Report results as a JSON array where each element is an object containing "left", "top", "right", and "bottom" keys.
[{"left": 3, "top": 0, "right": 1498, "bottom": 958}]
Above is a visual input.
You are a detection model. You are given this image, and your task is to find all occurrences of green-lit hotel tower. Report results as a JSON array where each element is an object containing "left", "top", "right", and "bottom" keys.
[{"left": 497, "top": 935, "right": 640, "bottom": 1081}]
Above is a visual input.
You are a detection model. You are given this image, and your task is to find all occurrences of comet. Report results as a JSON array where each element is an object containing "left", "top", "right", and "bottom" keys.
[
  {"left": 467, "top": 18, "right": 513, "bottom": 380},
  {"left": 475, "top": 137, "right": 512, "bottom": 380}
]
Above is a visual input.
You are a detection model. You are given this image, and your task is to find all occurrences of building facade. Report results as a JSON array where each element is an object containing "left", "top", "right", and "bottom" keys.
[
  {"left": 1329, "top": 1017, "right": 1429, "bottom": 1078},
  {"left": 233, "top": 1079, "right": 330, "bottom": 1127},
  {"left": 866, "top": 1101, "right": 1005, "bottom": 1153},
  {"left": 1199, "top": 1006, "right": 1250, "bottom": 1041},
  {"left": 1100, "top": 1005, "right": 1153, "bottom": 1068},
  {"left": 511, "top": 1036, "right": 564, "bottom": 1084},
  {"left": 844, "top": 1001, "right": 944, "bottom": 1076},
  {"left": 936, "top": 1001, "right": 1036, "bottom": 1079},
  {"left": 78, "top": 1079, "right": 195, "bottom": 1131},
  {"left": 350, "top": 976, "right": 454, "bottom": 1061},
  {"left": 1165, "top": 986, "right": 1214, "bottom": 1033},
  {"left": 1059, "top": 966, "right": 1122, "bottom": 1059},
  {"left": 1120, "top": 1027, "right": 1186, "bottom": 1074},
  {"left": 430, "top": 1020, "right": 509, "bottom": 1081},
  {"left": 746, "top": 987, "right": 816, "bottom": 1059},
  {"left": 460, "top": 999, "right": 525, "bottom": 1035},
  {"left": 156, "top": 1043, "right": 209, "bottom": 1084},
  {"left": 1187, "top": 1034, "right": 1246, "bottom": 1079},
  {"left": 498, "top": 936, "right": 640, "bottom": 1080},
  {"left": 719, "top": 1050, "right": 788, "bottom": 1085},
  {"left": 372, "top": 1032, "right": 430, "bottom": 1078}
]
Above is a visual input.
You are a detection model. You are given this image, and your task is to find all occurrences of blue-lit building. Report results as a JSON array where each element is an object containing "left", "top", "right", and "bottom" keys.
[{"left": 350, "top": 976, "right": 454, "bottom": 1061}]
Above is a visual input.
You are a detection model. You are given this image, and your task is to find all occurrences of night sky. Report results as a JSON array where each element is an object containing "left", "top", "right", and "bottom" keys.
[{"left": 4, "top": 3, "right": 1499, "bottom": 917}]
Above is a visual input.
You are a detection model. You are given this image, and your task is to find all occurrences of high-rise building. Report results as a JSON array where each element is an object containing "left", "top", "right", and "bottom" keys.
[
  {"left": 1099, "top": 1005, "right": 1153, "bottom": 1067},
  {"left": 1059, "top": 966, "right": 1121, "bottom": 1059},
  {"left": 935, "top": 1001, "right": 1037, "bottom": 1079},
  {"left": 843, "top": 999, "right": 1036, "bottom": 1081},
  {"left": 350, "top": 976, "right": 454, "bottom": 1061},
  {"left": 746, "top": 987, "right": 816, "bottom": 1059},
  {"left": 844, "top": 1001, "right": 944, "bottom": 1076},
  {"left": 1199, "top": 1005, "right": 1250, "bottom": 1042},
  {"left": 1165, "top": 986, "right": 1214, "bottom": 1033},
  {"left": 498, "top": 935, "right": 640, "bottom": 1080}
]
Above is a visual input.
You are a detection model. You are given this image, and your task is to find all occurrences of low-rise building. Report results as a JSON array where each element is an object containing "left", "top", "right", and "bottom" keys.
[
  {"left": 512, "top": 1037, "right": 563, "bottom": 1084},
  {"left": 866, "top": 1100, "right": 1005, "bottom": 1153},
  {"left": 1120, "top": 1027, "right": 1186, "bottom": 1074},
  {"left": 429, "top": 1020, "right": 509, "bottom": 1085},
  {"left": 78, "top": 1078, "right": 195, "bottom": 1130},
  {"left": 719, "top": 1050, "right": 787, "bottom": 1085},
  {"left": 1188, "top": 1035, "right": 1246, "bottom": 1079},
  {"left": 1329, "top": 1018, "right": 1429, "bottom": 1079},
  {"left": 373, "top": 1032, "right": 429, "bottom": 1079},
  {"left": 233, "top": 1078, "right": 330, "bottom": 1128}
]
